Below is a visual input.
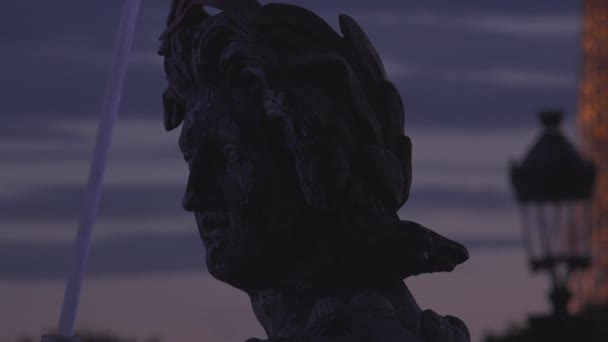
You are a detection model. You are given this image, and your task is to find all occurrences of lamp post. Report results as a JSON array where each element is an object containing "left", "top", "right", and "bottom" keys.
[{"left": 510, "top": 110, "right": 596, "bottom": 317}]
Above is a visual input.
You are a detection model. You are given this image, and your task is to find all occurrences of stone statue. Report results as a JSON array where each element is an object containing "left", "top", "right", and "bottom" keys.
[{"left": 159, "top": 1, "right": 471, "bottom": 341}]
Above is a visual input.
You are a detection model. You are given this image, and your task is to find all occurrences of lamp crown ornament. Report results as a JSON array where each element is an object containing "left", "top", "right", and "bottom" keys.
[
  {"left": 540, "top": 110, "right": 563, "bottom": 130},
  {"left": 511, "top": 110, "right": 596, "bottom": 203}
]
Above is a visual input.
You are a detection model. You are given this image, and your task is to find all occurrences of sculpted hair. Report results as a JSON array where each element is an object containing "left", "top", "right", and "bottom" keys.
[{"left": 159, "top": 4, "right": 412, "bottom": 212}]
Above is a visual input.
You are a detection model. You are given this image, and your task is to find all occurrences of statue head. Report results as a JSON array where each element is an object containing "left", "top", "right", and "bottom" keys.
[{"left": 158, "top": 2, "right": 467, "bottom": 291}]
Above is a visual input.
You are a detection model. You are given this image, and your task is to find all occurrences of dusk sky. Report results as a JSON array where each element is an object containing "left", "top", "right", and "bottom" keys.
[{"left": 0, "top": 1, "right": 585, "bottom": 341}]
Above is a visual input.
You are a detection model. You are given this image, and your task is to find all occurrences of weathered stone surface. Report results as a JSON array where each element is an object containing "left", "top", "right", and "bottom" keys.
[{"left": 159, "top": 1, "right": 470, "bottom": 341}]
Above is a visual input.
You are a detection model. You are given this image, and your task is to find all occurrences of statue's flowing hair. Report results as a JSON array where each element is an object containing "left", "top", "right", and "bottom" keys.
[{"left": 159, "top": 3, "right": 469, "bottom": 279}]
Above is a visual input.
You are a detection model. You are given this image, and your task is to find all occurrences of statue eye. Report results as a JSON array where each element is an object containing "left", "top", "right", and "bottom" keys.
[{"left": 223, "top": 144, "right": 241, "bottom": 163}]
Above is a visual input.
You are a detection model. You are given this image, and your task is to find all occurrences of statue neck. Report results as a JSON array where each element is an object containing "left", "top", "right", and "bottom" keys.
[{"left": 248, "top": 274, "right": 422, "bottom": 339}]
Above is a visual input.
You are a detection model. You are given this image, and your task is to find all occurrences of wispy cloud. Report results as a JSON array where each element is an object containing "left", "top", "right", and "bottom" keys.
[
  {"left": 468, "top": 14, "right": 580, "bottom": 38},
  {"left": 382, "top": 58, "right": 419, "bottom": 79},
  {"left": 407, "top": 185, "right": 512, "bottom": 212},
  {"left": 0, "top": 215, "right": 193, "bottom": 242},
  {"left": 380, "top": 59, "right": 576, "bottom": 89},
  {"left": 22, "top": 43, "right": 161, "bottom": 68},
  {"left": 361, "top": 11, "right": 580, "bottom": 39},
  {"left": 129, "top": 50, "right": 163, "bottom": 66},
  {"left": 445, "top": 68, "right": 577, "bottom": 89},
  {"left": 0, "top": 232, "right": 205, "bottom": 280}
]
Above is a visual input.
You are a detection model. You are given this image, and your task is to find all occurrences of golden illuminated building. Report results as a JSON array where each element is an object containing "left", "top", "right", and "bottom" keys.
[{"left": 576, "top": 0, "right": 608, "bottom": 306}]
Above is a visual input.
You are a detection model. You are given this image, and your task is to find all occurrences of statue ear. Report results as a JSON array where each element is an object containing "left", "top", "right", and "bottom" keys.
[
  {"left": 163, "top": 88, "right": 185, "bottom": 131},
  {"left": 296, "top": 137, "right": 351, "bottom": 210},
  {"left": 263, "top": 91, "right": 350, "bottom": 210}
]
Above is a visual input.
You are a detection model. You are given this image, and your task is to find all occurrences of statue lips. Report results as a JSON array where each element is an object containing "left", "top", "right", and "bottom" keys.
[
  {"left": 194, "top": 211, "right": 229, "bottom": 273},
  {"left": 195, "top": 210, "right": 231, "bottom": 246}
]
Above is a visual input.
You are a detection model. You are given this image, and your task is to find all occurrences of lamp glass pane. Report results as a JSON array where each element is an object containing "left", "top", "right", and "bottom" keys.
[
  {"left": 520, "top": 200, "right": 593, "bottom": 267},
  {"left": 522, "top": 202, "right": 552, "bottom": 261},
  {"left": 533, "top": 202, "right": 554, "bottom": 259},
  {"left": 561, "top": 200, "right": 594, "bottom": 258},
  {"left": 520, "top": 204, "right": 539, "bottom": 260}
]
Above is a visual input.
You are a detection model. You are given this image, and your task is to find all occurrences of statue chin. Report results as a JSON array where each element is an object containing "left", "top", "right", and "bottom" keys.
[
  {"left": 201, "top": 233, "right": 254, "bottom": 287},
  {"left": 205, "top": 247, "right": 252, "bottom": 289},
  {"left": 202, "top": 233, "right": 296, "bottom": 290},
  {"left": 205, "top": 252, "right": 286, "bottom": 291}
]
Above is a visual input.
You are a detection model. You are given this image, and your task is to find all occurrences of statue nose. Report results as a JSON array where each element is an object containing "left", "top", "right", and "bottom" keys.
[
  {"left": 182, "top": 173, "right": 202, "bottom": 212},
  {"left": 182, "top": 185, "right": 223, "bottom": 211},
  {"left": 182, "top": 190, "right": 201, "bottom": 212},
  {"left": 182, "top": 143, "right": 227, "bottom": 212},
  {"left": 181, "top": 159, "right": 223, "bottom": 211}
]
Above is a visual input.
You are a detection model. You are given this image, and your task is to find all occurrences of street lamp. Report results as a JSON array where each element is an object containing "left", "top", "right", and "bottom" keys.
[{"left": 510, "top": 110, "right": 596, "bottom": 317}]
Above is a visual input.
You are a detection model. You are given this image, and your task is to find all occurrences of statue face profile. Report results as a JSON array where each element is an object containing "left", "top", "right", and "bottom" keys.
[
  {"left": 178, "top": 86, "right": 308, "bottom": 290},
  {"left": 174, "top": 27, "right": 317, "bottom": 289}
]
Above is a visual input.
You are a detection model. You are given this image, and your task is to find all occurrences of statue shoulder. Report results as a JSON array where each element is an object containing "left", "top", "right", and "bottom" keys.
[{"left": 245, "top": 293, "right": 469, "bottom": 342}]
